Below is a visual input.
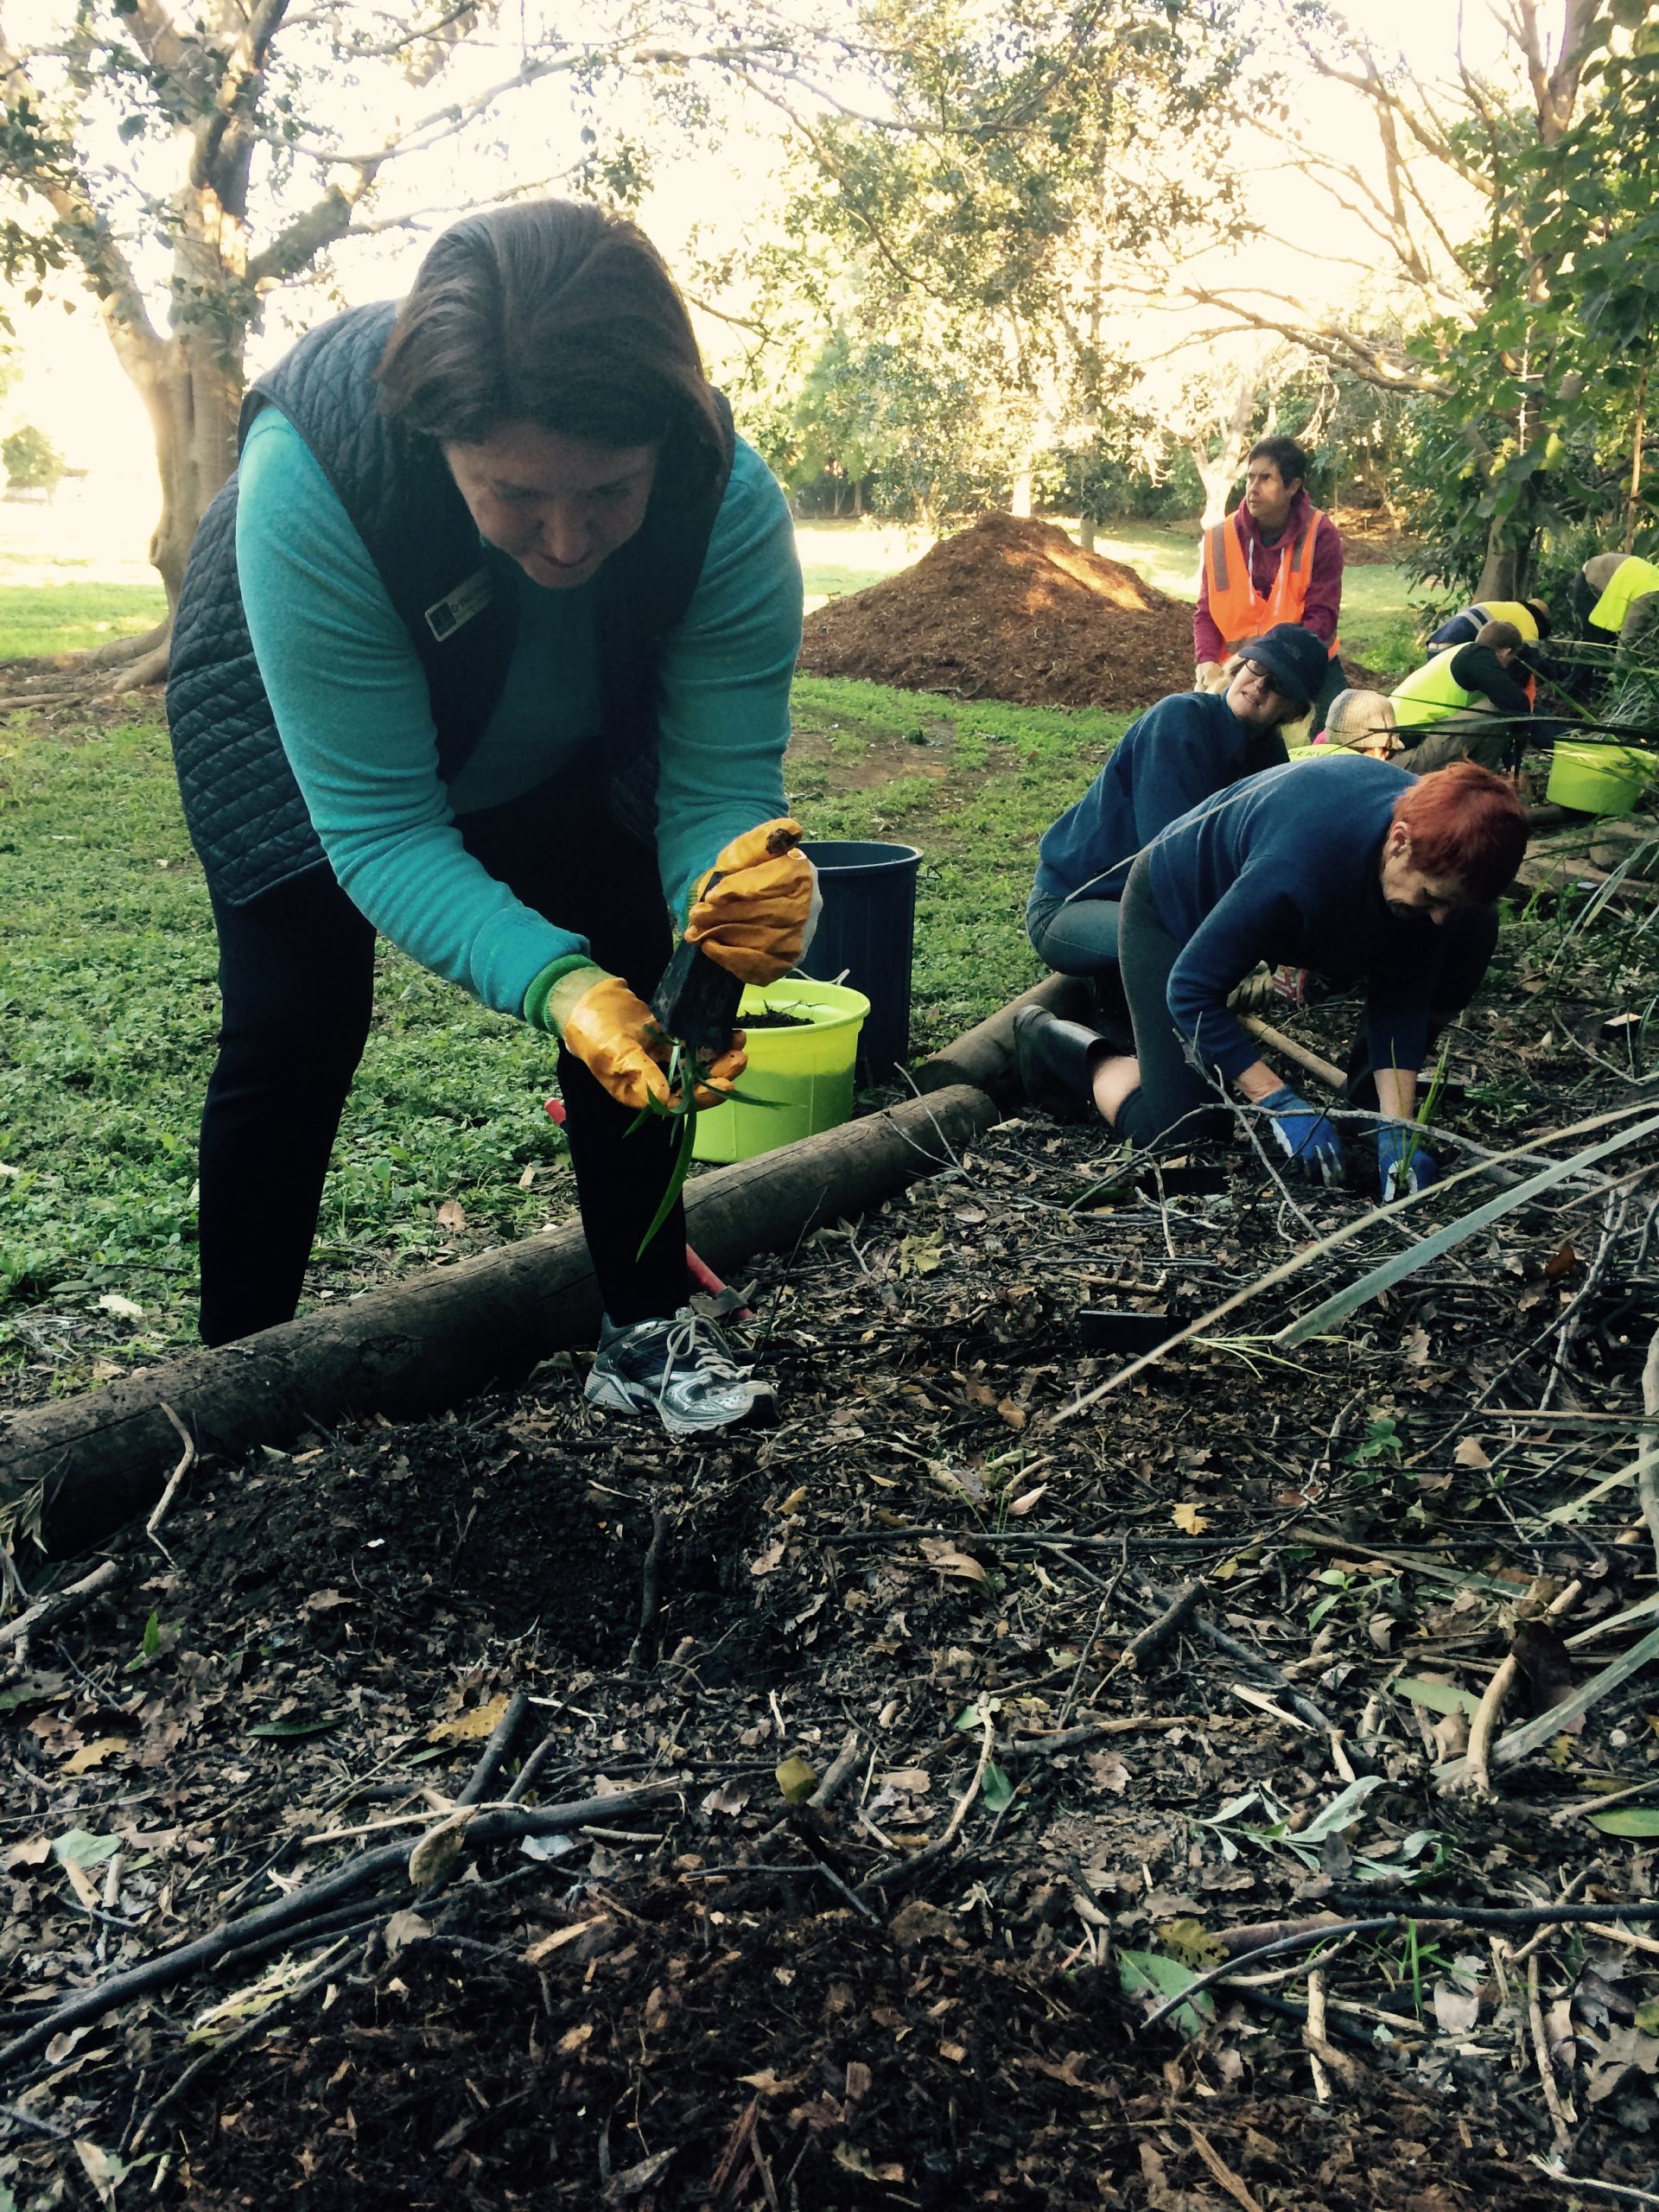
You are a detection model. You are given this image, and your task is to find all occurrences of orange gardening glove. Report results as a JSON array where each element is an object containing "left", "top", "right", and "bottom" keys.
[
  {"left": 683, "top": 817, "right": 816, "bottom": 985},
  {"left": 558, "top": 973, "right": 747, "bottom": 1112}
]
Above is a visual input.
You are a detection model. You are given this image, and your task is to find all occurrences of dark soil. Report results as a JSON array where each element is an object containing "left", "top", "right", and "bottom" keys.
[
  {"left": 5, "top": 907, "right": 1659, "bottom": 2209},
  {"left": 798, "top": 512, "right": 1197, "bottom": 710}
]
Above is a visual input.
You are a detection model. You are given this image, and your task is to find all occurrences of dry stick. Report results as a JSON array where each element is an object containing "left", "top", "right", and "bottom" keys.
[
  {"left": 128, "top": 1937, "right": 366, "bottom": 2155},
  {"left": 628, "top": 1506, "right": 671, "bottom": 1670},
  {"left": 1483, "top": 1618, "right": 1659, "bottom": 1774},
  {"left": 1637, "top": 1321, "right": 1659, "bottom": 1581},
  {"left": 455, "top": 1690, "right": 532, "bottom": 1808},
  {"left": 1528, "top": 1951, "right": 1574, "bottom": 2153},
  {"left": 1048, "top": 1099, "right": 1659, "bottom": 1430},
  {"left": 0, "top": 1557, "right": 118, "bottom": 1658},
  {"left": 1185, "top": 2123, "right": 1267, "bottom": 2212},
  {"left": 861, "top": 1710, "right": 995, "bottom": 1897},
  {"left": 1304, "top": 1968, "right": 1333, "bottom": 2103},
  {"left": 1459, "top": 1578, "right": 1583, "bottom": 1799},
  {"left": 0, "top": 1783, "right": 673, "bottom": 2075},
  {"left": 1001, "top": 1714, "right": 1207, "bottom": 1761},
  {"left": 1113, "top": 1580, "right": 1201, "bottom": 1676},
  {"left": 807, "top": 1729, "right": 863, "bottom": 1810},
  {"left": 145, "top": 1402, "right": 195, "bottom": 1560},
  {"left": 1236, "top": 1014, "right": 1345, "bottom": 1093},
  {"left": 1528, "top": 2164, "right": 1659, "bottom": 2209},
  {"left": 1140, "top": 1918, "right": 1401, "bottom": 2032}
]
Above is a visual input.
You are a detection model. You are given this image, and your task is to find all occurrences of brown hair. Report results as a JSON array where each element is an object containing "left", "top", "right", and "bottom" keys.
[
  {"left": 1390, "top": 760, "right": 1529, "bottom": 902},
  {"left": 1476, "top": 619, "right": 1522, "bottom": 652},
  {"left": 377, "top": 200, "right": 723, "bottom": 473}
]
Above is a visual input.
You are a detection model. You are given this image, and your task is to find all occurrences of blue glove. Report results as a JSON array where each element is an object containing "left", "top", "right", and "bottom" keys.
[
  {"left": 1259, "top": 1084, "right": 1345, "bottom": 1185},
  {"left": 1377, "top": 1122, "right": 1437, "bottom": 1202}
]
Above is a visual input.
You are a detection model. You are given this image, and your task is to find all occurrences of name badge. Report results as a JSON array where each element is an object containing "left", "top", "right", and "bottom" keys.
[{"left": 423, "top": 568, "right": 493, "bottom": 642}]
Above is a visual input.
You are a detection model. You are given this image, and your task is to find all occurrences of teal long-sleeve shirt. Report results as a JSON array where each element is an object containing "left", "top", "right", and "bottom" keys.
[{"left": 234, "top": 407, "right": 803, "bottom": 1023}]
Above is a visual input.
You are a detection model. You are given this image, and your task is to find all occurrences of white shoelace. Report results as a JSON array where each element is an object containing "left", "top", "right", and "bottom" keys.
[{"left": 660, "top": 1311, "right": 748, "bottom": 1389}]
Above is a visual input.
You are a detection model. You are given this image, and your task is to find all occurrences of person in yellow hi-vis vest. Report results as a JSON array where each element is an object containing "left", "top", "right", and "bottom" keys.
[
  {"left": 1194, "top": 435, "right": 1346, "bottom": 723},
  {"left": 1576, "top": 552, "right": 1659, "bottom": 652}
]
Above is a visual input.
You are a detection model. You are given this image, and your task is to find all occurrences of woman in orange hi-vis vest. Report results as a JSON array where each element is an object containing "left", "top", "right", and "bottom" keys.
[{"left": 1194, "top": 435, "right": 1346, "bottom": 722}]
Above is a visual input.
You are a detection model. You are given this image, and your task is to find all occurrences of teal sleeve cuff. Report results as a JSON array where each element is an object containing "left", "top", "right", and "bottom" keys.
[{"left": 523, "top": 954, "right": 605, "bottom": 1034}]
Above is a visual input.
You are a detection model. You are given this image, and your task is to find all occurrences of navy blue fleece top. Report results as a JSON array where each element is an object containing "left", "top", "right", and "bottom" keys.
[
  {"left": 1146, "top": 753, "right": 1445, "bottom": 1080},
  {"left": 1033, "top": 690, "right": 1287, "bottom": 903}
]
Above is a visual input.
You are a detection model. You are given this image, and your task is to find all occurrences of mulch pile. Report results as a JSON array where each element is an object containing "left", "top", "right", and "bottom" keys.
[
  {"left": 5, "top": 909, "right": 1659, "bottom": 2208},
  {"left": 798, "top": 512, "right": 1196, "bottom": 710}
]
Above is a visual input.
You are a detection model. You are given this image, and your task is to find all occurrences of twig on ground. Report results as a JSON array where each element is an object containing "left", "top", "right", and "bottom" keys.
[
  {"left": 1112, "top": 1580, "right": 1200, "bottom": 1675},
  {"left": 0, "top": 1557, "right": 119, "bottom": 1658},
  {"left": 1186, "top": 2123, "right": 1267, "bottom": 2212},
  {"left": 1528, "top": 1951, "right": 1574, "bottom": 2152},
  {"left": 1459, "top": 1654, "right": 1519, "bottom": 1799},
  {"left": 1001, "top": 1714, "right": 1206, "bottom": 1760},
  {"left": 503, "top": 1735, "right": 555, "bottom": 1805},
  {"left": 456, "top": 1690, "right": 531, "bottom": 1808},
  {"left": 1140, "top": 1919, "right": 1400, "bottom": 2032},
  {"left": 807, "top": 1729, "right": 863, "bottom": 1809},
  {"left": 146, "top": 1402, "right": 196, "bottom": 1561},
  {"left": 1529, "top": 2164, "right": 1659, "bottom": 2209},
  {"left": 1304, "top": 1968, "right": 1333, "bottom": 2103},
  {"left": 1637, "top": 1321, "right": 1659, "bottom": 1580},
  {"left": 628, "top": 1505, "right": 670, "bottom": 1669},
  {"left": 861, "top": 1709, "right": 995, "bottom": 1897},
  {"left": 1486, "top": 1618, "right": 1659, "bottom": 1771}
]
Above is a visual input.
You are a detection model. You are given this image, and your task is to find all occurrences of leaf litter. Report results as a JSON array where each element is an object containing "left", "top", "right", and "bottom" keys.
[{"left": 4, "top": 911, "right": 1659, "bottom": 2205}]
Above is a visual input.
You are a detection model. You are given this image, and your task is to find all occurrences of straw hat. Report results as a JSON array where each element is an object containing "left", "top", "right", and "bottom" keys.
[{"left": 1322, "top": 688, "right": 1399, "bottom": 757}]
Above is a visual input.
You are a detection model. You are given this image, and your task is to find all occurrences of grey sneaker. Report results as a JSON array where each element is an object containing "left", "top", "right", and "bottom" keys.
[{"left": 584, "top": 1306, "right": 766, "bottom": 1436}]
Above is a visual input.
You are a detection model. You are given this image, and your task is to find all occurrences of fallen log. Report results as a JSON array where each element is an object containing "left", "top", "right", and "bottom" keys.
[
  {"left": 3, "top": 1084, "right": 999, "bottom": 1557},
  {"left": 912, "top": 970, "right": 1090, "bottom": 1102}
]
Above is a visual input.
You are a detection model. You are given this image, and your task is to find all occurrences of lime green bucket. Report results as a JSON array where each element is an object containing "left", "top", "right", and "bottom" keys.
[
  {"left": 692, "top": 977, "right": 870, "bottom": 1165},
  {"left": 1546, "top": 741, "right": 1659, "bottom": 817}
]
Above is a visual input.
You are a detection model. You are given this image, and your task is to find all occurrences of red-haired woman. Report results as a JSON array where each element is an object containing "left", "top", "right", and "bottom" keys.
[{"left": 1014, "top": 757, "right": 1528, "bottom": 1198}]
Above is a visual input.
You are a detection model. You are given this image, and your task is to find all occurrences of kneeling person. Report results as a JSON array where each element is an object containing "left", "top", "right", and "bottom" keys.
[
  {"left": 1016, "top": 758, "right": 1528, "bottom": 1201},
  {"left": 1026, "top": 623, "right": 1328, "bottom": 988}
]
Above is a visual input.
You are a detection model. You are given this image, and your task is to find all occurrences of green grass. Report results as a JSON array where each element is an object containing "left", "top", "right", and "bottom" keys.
[{"left": 0, "top": 582, "right": 167, "bottom": 659}]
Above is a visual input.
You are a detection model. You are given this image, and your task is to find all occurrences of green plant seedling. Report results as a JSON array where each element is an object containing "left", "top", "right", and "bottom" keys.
[{"left": 124, "top": 1610, "right": 163, "bottom": 1673}]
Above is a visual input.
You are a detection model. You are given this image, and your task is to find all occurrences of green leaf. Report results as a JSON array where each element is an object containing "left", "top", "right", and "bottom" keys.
[
  {"left": 1393, "top": 1676, "right": 1480, "bottom": 1719},
  {"left": 1117, "top": 1948, "right": 1215, "bottom": 2039},
  {"left": 980, "top": 1761, "right": 1014, "bottom": 1813},
  {"left": 247, "top": 1714, "right": 342, "bottom": 1739},
  {"left": 53, "top": 1827, "right": 121, "bottom": 1868},
  {"left": 774, "top": 1756, "right": 817, "bottom": 1802},
  {"left": 1586, "top": 1807, "right": 1659, "bottom": 1839},
  {"left": 635, "top": 1099, "right": 698, "bottom": 1259}
]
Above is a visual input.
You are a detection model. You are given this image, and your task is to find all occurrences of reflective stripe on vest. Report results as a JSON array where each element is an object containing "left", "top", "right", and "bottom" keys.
[
  {"left": 1201, "top": 506, "right": 1339, "bottom": 658},
  {"left": 1389, "top": 646, "right": 1480, "bottom": 732},
  {"left": 1588, "top": 556, "right": 1659, "bottom": 633},
  {"left": 1470, "top": 600, "right": 1540, "bottom": 643}
]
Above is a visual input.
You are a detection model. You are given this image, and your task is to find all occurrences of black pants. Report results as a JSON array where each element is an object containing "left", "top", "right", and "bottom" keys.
[
  {"left": 198, "top": 772, "right": 685, "bottom": 1345},
  {"left": 1112, "top": 852, "right": 1499, "bottom": 1152}
]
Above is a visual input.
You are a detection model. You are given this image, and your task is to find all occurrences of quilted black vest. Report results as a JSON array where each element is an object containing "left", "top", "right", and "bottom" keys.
[{"left": 167, "top": 300, "right": 734, "bottom": 905}]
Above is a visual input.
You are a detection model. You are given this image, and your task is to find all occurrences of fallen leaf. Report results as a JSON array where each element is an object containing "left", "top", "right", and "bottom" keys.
[
  {"left": 1172, "top": 1502, "right": 1210, "bottom": 1535},
  {"left": 778, "top": 1486, "right": 808, "bottom": 1516},
  {"left": 95, "top": 1294, "right": 143, "bottom": 1321},
  {"left": 918, "top": 1538, "right": 987, "bottom": 1582},
  {"left": 995, "top": 1397, "right": 1027, "bottom": 1430},
  {"left": 1587, "top": 1807, "right": 1659, "bottom": 1839},
  {"left": 61, "top": 1738, "right": 129, "bottom": 1776},
  {"left": 436, "top": 1199, "right": 467, "bottom": 1233},
  {"left": 556, "top": 2021, "right": 593, "bottom": 2056},
  {"left": 699, "top": 1781, "right": 752, "bottom": 1818},
  {"left": 429, "top": 1694, "right": 511, "bottom": 1744},
  {"left": 1, "top": 1837, "right": 52, "bottom": 1872},
  {"left": 604, "top": 2145, "right": 677, "bottom": 2201},
  {"left": 880, "top": 1768, "right": 931, "bottom": 1794},
  {"left": 774, "top": 1757, "right": 818, "bottom": 1802},
  {"left": 1512, "top": 1621, "right": 1577, "bottom": 1724},
  {"left": 1453, "top": 1436, "right": 1491, "bottom": 1470},
  {"left": 1544, "top": 1241, "right": 1580, "bottom": 1281},
  {"left": 1433, "top": 1979, "right": 1480, "bottom": 2035},
  {"left": 1006, "top": 1484, "right": 1047, "bottom": 1516},
  {"left": 1085, "top": 1750, "right": 1131, "bottom": 1795},
  {"left": 382, "top": 1910, "right": 431, "bottom": 1960},
  {"left": 52, "top": 1828, "right": 121, "bottom": 1870},
  {"left": 408, "top": 1809, "right": 475, "bottom": 1889},
  {"left": 749, "top": 1539, "right": 786, "bottom": 1578},
  {"left": 980, "top": 1762, "right": 1014, "bottom": 1813}
]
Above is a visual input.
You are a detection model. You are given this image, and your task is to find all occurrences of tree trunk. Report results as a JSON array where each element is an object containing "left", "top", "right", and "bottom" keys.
[
  {"left": 1010, "top": 464, "right": 1033, "bottom": 518},
  {"left": 1475, "top": 513, "right": 1519, "bottom": 600},
  {"left": 5, "top": 1085, "right": 1001, "bottom": 1556},
  {"left": 1078, "top": 515, "right": 1096, "bottom": 553}
]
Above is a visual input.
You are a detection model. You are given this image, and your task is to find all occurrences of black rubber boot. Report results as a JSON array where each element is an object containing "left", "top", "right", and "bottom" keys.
[{"left": 1014, "top": 1007, "right": 1111, "bottom": 1120}]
